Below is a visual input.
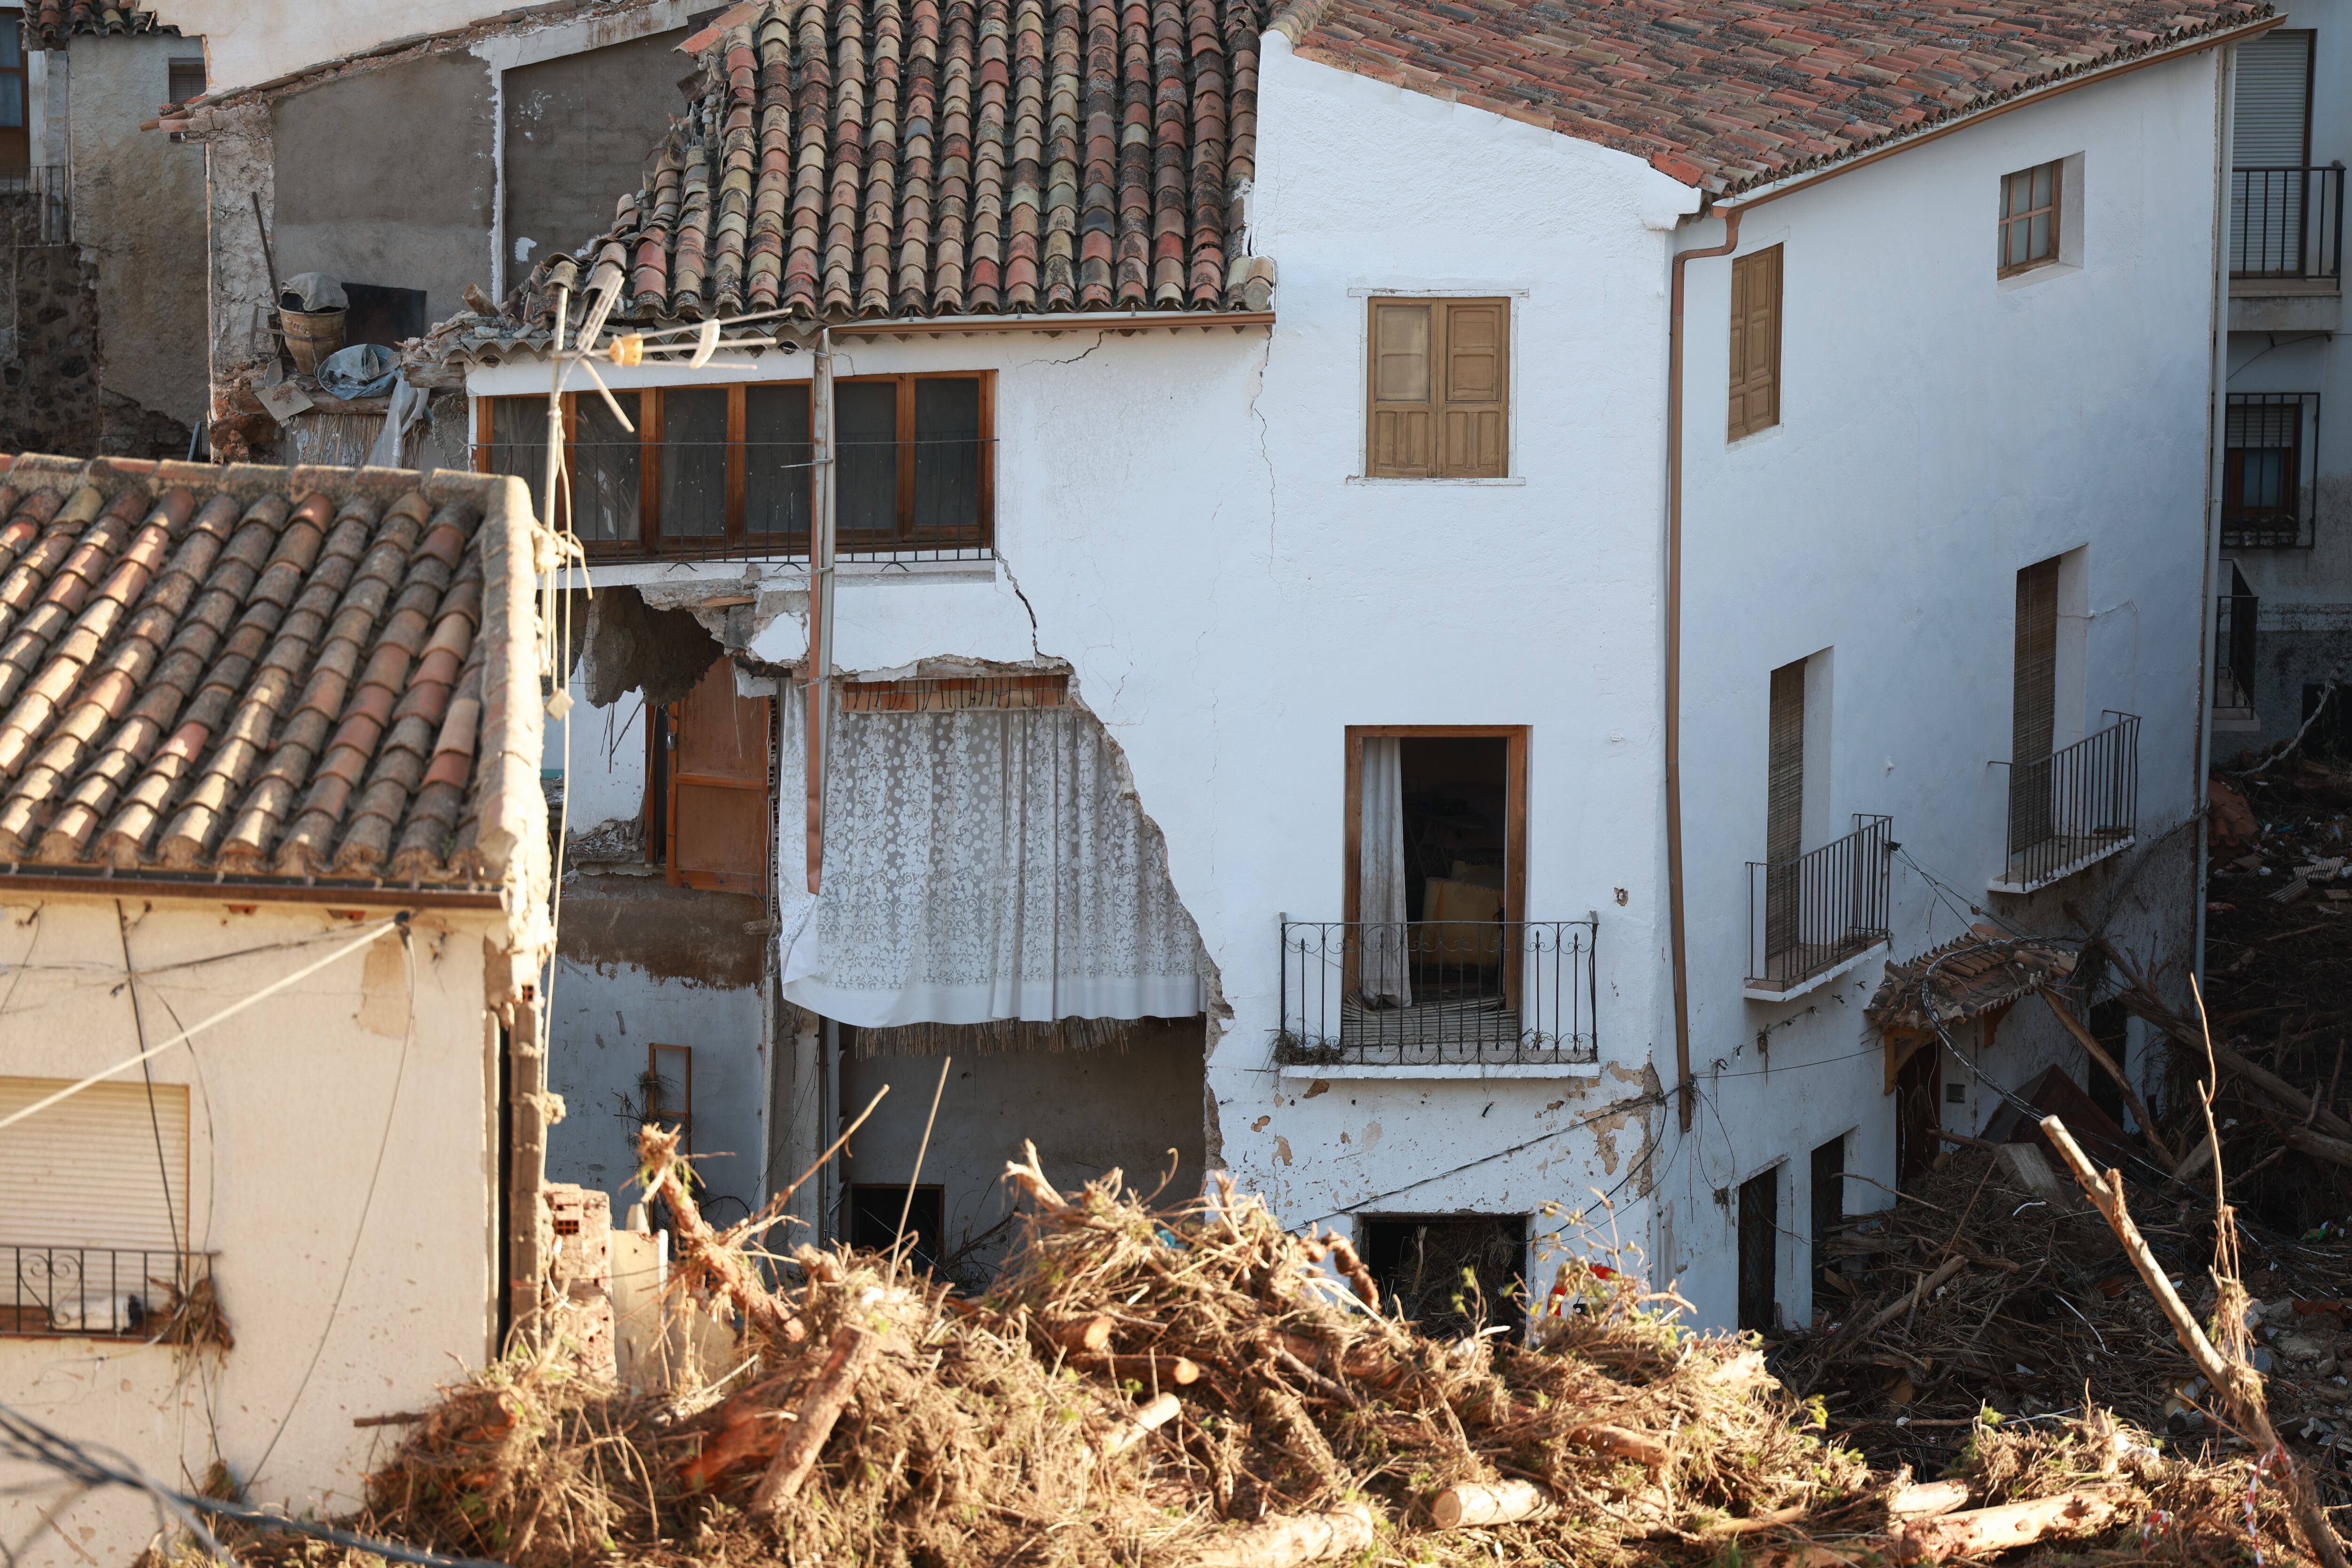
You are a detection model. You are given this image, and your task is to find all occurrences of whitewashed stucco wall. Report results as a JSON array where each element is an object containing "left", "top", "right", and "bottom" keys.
[
  {"left": 0, "top": 894, "right": 503, "bottom": 1568},
  {"left": 484, "top": 42, "right": 2215, "bottom": 1333},
  {"left": 1664, "top": 52, "right": 2220, "bottom": 1328}
]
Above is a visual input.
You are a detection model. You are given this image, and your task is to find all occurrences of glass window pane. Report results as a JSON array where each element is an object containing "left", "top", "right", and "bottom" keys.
[
  {"left": 836, "top": 381, "right": 898, "bottom": 539},
  {"left": 573, "top": 391, "right": 641, "bottom": 543},
  {"left": 660, "top": 388, "right": 728, "bottom": 540},
  {"left": 912, "top": 378, "right": 982, "bottom": 541},
  {"left": 2006, "top": 222, "right": 2026, "bottom": 266},
  {"left": 744, "top": 383, "right": 812, "bottom": 539},
  {"left": 2004, "top": 174, "right": 2025, "bottom": 218},
  {"left": 488, "top": 398, "right": 548, "bottom": 517},
  {"left": 0, "top": 79, "right": 20, "bottom": 128},
  {"left": 2033, "top": 164, "right": 2052, "bottom": 210},
  {"left": 0, "top": 26, "right": 20, "bottom": 69},
  {"left": 2028, "top": 213, "right": 2050, "bottom": 260}
]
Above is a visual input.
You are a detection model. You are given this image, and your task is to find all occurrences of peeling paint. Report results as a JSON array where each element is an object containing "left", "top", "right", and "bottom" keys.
[{"left": 1275, "top": 1136, "right": 1293, "bottom": 1166}]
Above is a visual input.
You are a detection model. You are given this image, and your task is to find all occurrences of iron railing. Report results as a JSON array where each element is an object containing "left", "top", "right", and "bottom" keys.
[
  {"left": 2231, "top": 166, "right": 2345, "bottom": 282},
  {"left": 1999, "top": 712, "right": 2140, "bottom": 891},
  {"left": 1746, "top": 814, "right": 1894, "bottom": 994},
  {"left": 1276, "top": 918, "right": 1597, "bottom": 1067},
  {"left": 2223, "top": 392, "right": 2321, "bottom": 549},
  {"left": 1, "top": 1245, "right": 209, "bottom": 1338},
  {"left": 2216, "top": 591, "right": 2259, "bottom": 713},
  {"left": 0, "top": 167, "right": 70, "bottom": 244}
]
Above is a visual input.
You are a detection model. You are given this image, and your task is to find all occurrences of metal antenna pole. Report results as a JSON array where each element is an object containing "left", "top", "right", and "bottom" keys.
[{"left": 543, "top": 285, "right": 569, "bottom": 532}]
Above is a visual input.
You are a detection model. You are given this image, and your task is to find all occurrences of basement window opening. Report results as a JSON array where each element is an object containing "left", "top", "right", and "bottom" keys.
[{"left": 1360, "top": 1213, "right": 1526, "bottom": 1337}]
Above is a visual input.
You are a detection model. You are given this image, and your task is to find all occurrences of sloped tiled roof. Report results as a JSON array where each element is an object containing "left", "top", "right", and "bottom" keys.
[
  {"left": 518, "top": 0, "right": 1275, "bottom": 325},
  {"left": 1866, "top": 929, "right": 2080, "bottom": 1035},
  {"left": 0, "top": 455, "right": 543, "bottom": 891},
  {"left": 1268, "top": 0, "right": 2271, "bottom": 195},
  {"left": 24, "top": 2, "right": 177, "bottom": 48}
]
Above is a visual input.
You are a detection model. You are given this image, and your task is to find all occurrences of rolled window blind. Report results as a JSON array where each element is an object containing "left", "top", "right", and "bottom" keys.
[
  {"left": 1767, "top": 661, "right": 1806, "bottom": 864},
  {"left": 0, "top": 1078, "right": 189, "bottom": 1251},
  {"left": 2234, "top": 31, "right": 2312, "bottom": 165}
]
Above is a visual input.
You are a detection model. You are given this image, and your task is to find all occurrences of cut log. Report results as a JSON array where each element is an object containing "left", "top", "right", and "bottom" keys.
[
  {"left": 1077, "top": 1352, "right": 1202, "bottom": 1386},
  {"left": 1187, "top": 1503, "right": 1379, "bottom": 1568},
  {"left": 1888, "top": 1486, "right": 2130, "bottom": 1561},
  {"left": 1856, "top": 1255, "right": 1967, "bottom": 1340},
  {"left": 747, "top": 1324, "right": 876, "bottom": 1513},
  {"left": 1431, "top": 1479, "right": 1555, "bottom": 1528},
  {"left": 678, "top": 1406, "right": 788, "bottom": 1492},
  {"left": 1101, "top": 1390, "right": 1183, "bottom": 1456},
  {"left": 1887, "top": 1479, "right": 1971, "bottom": 1518},
  {"left": 1565, "top": 1422, "right": 1669, "bottom": 1469},
  {"left": 1048, "top": 1314, "right": 1116, "bottom": 1353},
  {"left": 2279, "top": 1123, "right": 2352, "bottom": 1170}
]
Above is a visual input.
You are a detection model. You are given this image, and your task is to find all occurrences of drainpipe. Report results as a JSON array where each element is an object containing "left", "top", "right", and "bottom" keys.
[
  {"left": 1665, "top": 207, "right": 1740, "bottom": 1133},
  {"left": 805, "top": 327, "right": 835, "bottom": 893},
  {"left": 2194, "top": 44, "right": 2237, "bottom": 995}
]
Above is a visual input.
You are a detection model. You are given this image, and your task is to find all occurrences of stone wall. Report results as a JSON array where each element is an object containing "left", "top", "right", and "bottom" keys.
[{"left": 0, "top": 198, "right": 103, "bottom": 456}]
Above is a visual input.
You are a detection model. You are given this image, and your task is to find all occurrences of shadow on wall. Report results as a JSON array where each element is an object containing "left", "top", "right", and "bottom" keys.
[{"left": 842, "top": 1016, "right": 1210, "bottom": 1289}]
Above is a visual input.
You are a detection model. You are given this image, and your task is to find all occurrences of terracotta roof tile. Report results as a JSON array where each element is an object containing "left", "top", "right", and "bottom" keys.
[
  {"left": 0, "top": 455, "right": 538, "bottom": 891},
  {"left": 502, "top": 0, "right": 1266, "bottom": 330},
  {"left": 1269, "top": 0, "right": 2268, "bottom": 192},
  {"left": 22, "top": 2, "right": 175, "bottom": 48}
]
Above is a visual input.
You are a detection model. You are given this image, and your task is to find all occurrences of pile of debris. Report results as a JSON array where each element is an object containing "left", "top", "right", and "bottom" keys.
[{"left": 196, "top": 1127, "right": 2325, "bottom": 1568}]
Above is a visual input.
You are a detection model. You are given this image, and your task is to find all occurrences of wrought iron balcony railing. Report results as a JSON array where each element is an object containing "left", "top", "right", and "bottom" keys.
[
  {"left": 1996, "top": 712, "right": 2140, "bottom": 893},
  {"left": 1276, "top": 918, "right": 1597, "bottom": 1068},
  {"left": 2231, "top": 166, "right": 2344, "bottom": 282},
  {"left": 2, "top": 1245, "right": 212, "bottom": 1339},
  {"left": 1746, "top": 814, "right": 1894, "bottom": 995}
]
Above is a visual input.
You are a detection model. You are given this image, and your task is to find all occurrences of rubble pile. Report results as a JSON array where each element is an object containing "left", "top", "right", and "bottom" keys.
[{"left": 196, "top": 1127, "right": 2317, "bottom": 1568}]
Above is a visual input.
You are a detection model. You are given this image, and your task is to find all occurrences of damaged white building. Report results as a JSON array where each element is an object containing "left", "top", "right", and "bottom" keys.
[{"left": 140, "top": 0, "right": 2254, "bottom": 1331}]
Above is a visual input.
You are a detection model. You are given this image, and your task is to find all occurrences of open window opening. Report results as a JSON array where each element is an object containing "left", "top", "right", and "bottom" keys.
[
  {"left": 1347, "top": 728, "right": 1526, "bottom": 999},
  {"left": 1737, "top": 1166, "right": 1780, "bottom": 1333},
  {"left": 1808, "top": 1134, "right": 1844, "bottom": 1321},
  {"left": 1361, "top": 1213, "right": 1527, "bottom": 1337},
  {"left": 848, "top": 1183, "right": 944, "bottom": 1274}
]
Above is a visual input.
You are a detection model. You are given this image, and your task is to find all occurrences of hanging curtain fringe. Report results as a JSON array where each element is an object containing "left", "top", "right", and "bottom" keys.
[{"left": 848, "top": 1015, "right": 1200, "bottom": 1058}]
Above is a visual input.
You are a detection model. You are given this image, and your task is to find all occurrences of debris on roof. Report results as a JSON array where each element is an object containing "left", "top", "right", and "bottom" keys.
[
  {"left": 1867, "top": 927, "right": 2082, "bottom": 1036},
  {"left": 0, "top": 454, "right": 543, "bottom": 891},
  {"left": 1268, "top": 0, "right": 2273, "bottom": 194}
]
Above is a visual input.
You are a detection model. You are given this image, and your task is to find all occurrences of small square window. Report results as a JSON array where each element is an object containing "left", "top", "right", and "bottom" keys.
[
  {"left": 1998, "top": 161, "right": 2062, "bottom": 275},
  {"left": 167, "top": 58, "right": 207, "bottom": 106}
]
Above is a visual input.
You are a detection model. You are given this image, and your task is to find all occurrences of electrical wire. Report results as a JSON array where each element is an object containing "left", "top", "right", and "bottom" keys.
[{"left": 0, "top": 1396, "right": 506, "bottom": 1568}]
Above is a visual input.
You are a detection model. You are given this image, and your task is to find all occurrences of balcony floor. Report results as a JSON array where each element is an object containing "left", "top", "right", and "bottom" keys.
[{"left": 1990, "top": 831, "right": 2136, "bottom": 895}]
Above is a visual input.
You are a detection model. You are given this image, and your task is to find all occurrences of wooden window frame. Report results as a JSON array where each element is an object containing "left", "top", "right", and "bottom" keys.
[
  {"left": 1996, "top": 160, "right": 2063, "bottom": 278},
  {"left": 648, "top": 660, "right": 773, "bottom": 894},
  {"left": 1341, "top": 725, "right": 1528, "bottom": 930},
  {"left": 474, "top": 371, "right": 994, "bottom": 559},
  {"left": 1727, "top": 246, "right": 1782, "bottom": 441},
  {"left": 1362, "top": 297, "right": 1512, "bottom": 479}
]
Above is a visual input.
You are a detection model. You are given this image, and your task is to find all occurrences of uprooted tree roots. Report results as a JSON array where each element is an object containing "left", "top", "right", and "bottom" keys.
[{"left": 208, "top": 1129, "right": 2322, "bottom": 1568}]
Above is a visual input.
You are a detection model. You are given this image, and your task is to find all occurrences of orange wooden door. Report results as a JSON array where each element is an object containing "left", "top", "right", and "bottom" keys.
[{"left": 667, "top": 660, "right": 771, "bottom": 894}]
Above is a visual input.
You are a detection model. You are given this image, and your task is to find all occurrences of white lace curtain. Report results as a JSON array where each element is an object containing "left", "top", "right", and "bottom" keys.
[
  {"left": 1358, "top": 736, "right": 1411, "bottom": 1006},
  {"left": 777, "top": 685, "right": 1205, "bottom": 1028}
]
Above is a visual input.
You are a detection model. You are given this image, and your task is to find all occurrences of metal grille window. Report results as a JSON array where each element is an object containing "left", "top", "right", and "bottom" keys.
[
  {"left": 1998, "top": 161, "right": 2062, "bottom": 275},
  {"left": 477, "top": 373, "right": 993, "bottom": 561},
  {"left": 2224, "top": 393, "right": 2321, "bottom": 549}
]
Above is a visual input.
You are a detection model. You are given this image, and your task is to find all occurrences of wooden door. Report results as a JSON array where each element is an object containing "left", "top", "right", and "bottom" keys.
[
  {"left": 1894, "top": 1043, "right": 1942, "bottom": 1186},
  {"left": 667, "top": 659, "right": 771, "bottom": 894}
]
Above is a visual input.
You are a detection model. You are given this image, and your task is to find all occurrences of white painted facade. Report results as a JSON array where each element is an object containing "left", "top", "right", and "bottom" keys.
[
  {"left": 472, "top": 37, "right": 2223, "bottom": 1331},
  {"left": 2218, "top": 0, "right": 2352, "bottom": 755},
  {"left": 0, "top": 895, "right": 506, "bottom": 1568}
]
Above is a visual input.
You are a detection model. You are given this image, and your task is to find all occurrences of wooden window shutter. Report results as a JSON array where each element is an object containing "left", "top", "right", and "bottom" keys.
[
  {"left": 1437, "top": 300, "right": 1508, "bottom": 477},
  {"left": 667, "top": 659, "right": 773, "bottom": 894},
  {"left": 1728, "top": 246, "right": 1782, "bottom": 440},
  {"left": 1367, "top": 301, "right": 1435, "bottom": 477},
  {"left": 1766, "top": 660, "right": 1806, "bottom": 865},
  {"left": 2011, "top": 559, "right": 2060, "bottom": 766}
]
